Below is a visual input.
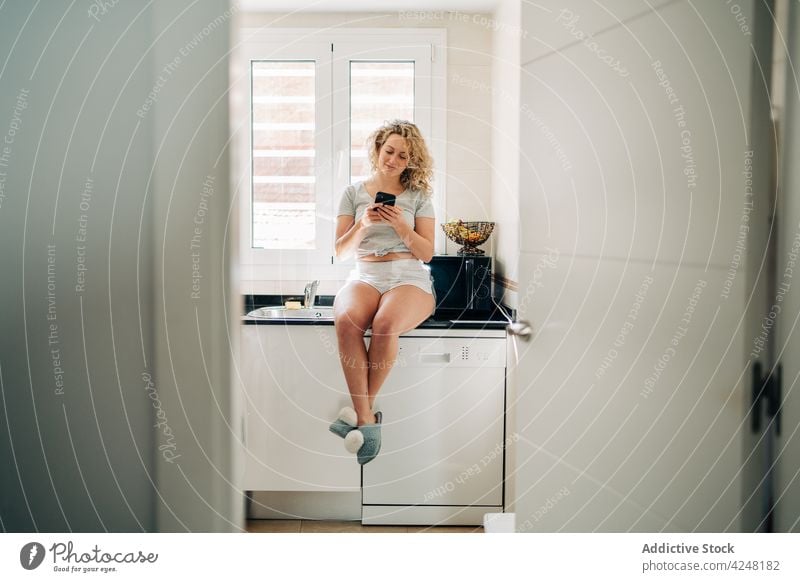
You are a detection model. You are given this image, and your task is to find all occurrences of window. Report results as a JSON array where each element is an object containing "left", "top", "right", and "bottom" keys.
[
  {"left": 234, "top": 29, "right": 445, "bottom": 272},
  {"left": 251, "top": 60, "right": 316, "bottom": 250},
  {"left": 349, "top": 61, "right": 415, "bottom": 182}
]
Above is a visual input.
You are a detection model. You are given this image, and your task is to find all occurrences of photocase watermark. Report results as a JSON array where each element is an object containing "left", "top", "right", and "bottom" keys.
[
  {"left": 397, "top": 10, "right": 446, "bottom": 22},
  {"left": 397, "top": 10, "right": 529, "bottom": 37},
  {"left": 315, "top": 324, "right": 338, "bottom": 357},
  {"left": 725, "top": 0, "right": 752, "bottom": 36},
  {"left": 555, "top": 9, "right": 629, "bottom": 77},
  {"left": 519, "top": 101, "right": 573, "bottom": 172},
  {"left": 87, "top": 0, "right": 121, "bottom": 23},
  {"left": 652, "top": 60, "right": 697, "bottom": 194},
  {"left": 190, "top": 175, "right": 214, "bottom": 300},
  {"left": 518, "top": 486, "right": 571, "bottom": 531},
  {"left": 451, "top": 72, "right": 573, "bottom": 172},
  {"left": 3, "top": 87, "right": 28, "bottom": 143},
  {"left": 143, "top": 371, "right": 181, "bottom": 463},
  {"left": 517, "top": 247, "right": 560, "bottom": 317},
  {"left": 422, "top": 433, "right": 518, "bottom": 502},
  {"left": 180, "top": 2, "right": 240, "bottom": 56},
  {"left": 322, "top": 323, "right": 410, "bottom": 371},
  {"left": 0, "top": 163, "right": 6, "bottom": 210},
  {"left": 42, "top": 540, "right": 157, "bottom": 574},
  {"left": 0, "top": 87, "right": 29, "bottom": 210},
  {"left": 751, "top": 222, "right": 800, "bottom": 359},
  {"left": 137, "top": 4, "right": 239, "bottom": 119},
  {"left": 20, "top": 542, "right": 46, "bottom": 570},
  {"left": 451, "top": 11, "right": 529, "bottom": 38},
  {"left": 338, "top": 350, "right": 407, "bottom": 371},
  {"left": 595, "top": 274, "right": 654, "bottom": 379},
  {"left": 75, "top": 176, "right": 93, "bottom": 294},
  {"left": 137, "top": 55, "right": 181, "bottom": 119},
  {"left": 46, "top": 244, "right": 66, "bottom": 397},
  {"left": 640, "top": 279, "right": 706, "bottom": 399},
  {"left": 721, "top": 150, "right": 754, "bottom": 300}
]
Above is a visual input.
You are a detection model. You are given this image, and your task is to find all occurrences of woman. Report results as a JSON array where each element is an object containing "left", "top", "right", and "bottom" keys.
[{"left": 329, "top": 120, "right": 436, "bottom": 465}]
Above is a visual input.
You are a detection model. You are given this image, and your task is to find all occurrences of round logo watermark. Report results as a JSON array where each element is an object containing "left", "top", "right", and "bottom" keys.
[{"left": 20, "top": 542, "right": 46, "bottom": 570}]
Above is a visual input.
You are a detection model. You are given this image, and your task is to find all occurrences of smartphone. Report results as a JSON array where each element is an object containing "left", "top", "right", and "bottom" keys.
[{"left": 374, "top": 191, "right": 396, "bottom": 206}]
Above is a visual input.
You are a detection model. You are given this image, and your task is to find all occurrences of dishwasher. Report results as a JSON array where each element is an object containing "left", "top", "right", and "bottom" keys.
[{"left": 362, "top": 328, "right": 507, "bottom": 526}]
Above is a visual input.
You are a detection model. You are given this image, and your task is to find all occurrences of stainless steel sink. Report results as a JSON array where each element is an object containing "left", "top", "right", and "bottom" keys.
[{"left": 246, "top": 306, "right": 335, "bottom": 320}]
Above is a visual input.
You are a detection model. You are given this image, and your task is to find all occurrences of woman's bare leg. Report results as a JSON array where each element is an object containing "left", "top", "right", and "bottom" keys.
[
  {"left": 367, "top": 285, "right": 435, "bottom": 408},
  {"left": 333, "top": 282, "right": 381, "bottom": 425}
]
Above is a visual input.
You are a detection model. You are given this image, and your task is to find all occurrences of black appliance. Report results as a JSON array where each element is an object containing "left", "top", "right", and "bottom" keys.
[{"left": 428, "top": 255, "right": 493, "bottom": 318}]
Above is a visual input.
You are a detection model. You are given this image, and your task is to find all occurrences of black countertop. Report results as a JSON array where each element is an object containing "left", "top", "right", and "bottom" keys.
[{"left": 243, "top": 294, "right": 512, "bottom": 330}]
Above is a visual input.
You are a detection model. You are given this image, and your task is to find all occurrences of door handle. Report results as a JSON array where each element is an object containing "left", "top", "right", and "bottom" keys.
[
  {"left": 507, "top": 320, "right": 532, "bottom": 340},
  {"left": 752, "top": 361, "right": 782, "bottom": 435},
  {"left": 769, "top": 363, "right": 782, "bottom": 436},
  {"left": 751, "top": 361, "right": 765, "bottom": 433},
  {"left": 419, "top": 352, "right": 451, "bottom": 363}
]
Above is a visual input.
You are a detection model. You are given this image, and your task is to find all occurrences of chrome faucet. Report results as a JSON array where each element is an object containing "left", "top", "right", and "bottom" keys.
[{"left": 304, "top": 280, "right": 319, "bottom": 308}]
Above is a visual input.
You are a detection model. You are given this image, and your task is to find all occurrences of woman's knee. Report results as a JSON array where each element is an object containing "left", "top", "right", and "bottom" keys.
[
  {"left": 335, "top": 314, "right": 370, "bottom": 339},
  {"left": 370, "top": 314, "right": 402, "bottom": 337}
]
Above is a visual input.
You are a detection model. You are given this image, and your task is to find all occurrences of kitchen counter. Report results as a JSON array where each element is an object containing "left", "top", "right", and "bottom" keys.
[
  {"left": 242, "top": 294, "right": 512, "bottom": 330},
  {"left": 240, "top": 295, "right": 510, "bottom": 524}
]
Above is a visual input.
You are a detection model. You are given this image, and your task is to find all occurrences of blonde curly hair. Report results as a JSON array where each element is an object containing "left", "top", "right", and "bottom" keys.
[{"left": 366, "top": 120, "right": 433, "bottom": 194}]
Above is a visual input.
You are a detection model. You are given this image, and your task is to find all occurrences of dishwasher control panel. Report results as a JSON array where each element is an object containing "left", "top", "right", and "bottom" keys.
[{"left": 394, "top": 337, "right": 506, "bottom": 368}]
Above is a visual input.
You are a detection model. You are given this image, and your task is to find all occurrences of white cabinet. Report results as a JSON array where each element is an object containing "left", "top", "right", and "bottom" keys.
[
  {"left": 240, "top": 324, "right": 359, "bottom": 492},
  {"left": 240, "top": 324, "right": 508, "bottom": 525}
]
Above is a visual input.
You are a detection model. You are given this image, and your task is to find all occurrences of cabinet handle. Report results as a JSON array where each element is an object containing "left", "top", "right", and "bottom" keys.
[{"left": 419, "top": 352, "right": 451, "bottom": 363}]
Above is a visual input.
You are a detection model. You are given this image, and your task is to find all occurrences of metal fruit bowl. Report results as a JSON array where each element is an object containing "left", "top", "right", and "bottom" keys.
[{"left": 441, "top": 221, "right": 495, "bottom": 255}]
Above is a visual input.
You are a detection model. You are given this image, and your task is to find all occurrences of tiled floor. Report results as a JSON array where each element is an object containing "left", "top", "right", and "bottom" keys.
[{"left": 246, "top": 520, "right": 484, "bottom": 533}]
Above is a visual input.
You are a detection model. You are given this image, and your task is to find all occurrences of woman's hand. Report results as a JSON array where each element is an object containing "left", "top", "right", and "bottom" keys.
[
  {"left": 360, "top": 204, "right": 385, "bottom": 228},
  {"left": 373, "top": 204, "right": 411, "bottom": 236}
]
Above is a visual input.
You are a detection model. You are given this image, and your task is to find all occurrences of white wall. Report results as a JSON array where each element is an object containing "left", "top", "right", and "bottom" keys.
[
  {"left": 235, "top": 11, "right": 495, "bottom": 293},
  {"left": 490, "top": 0, "right": 522, "bottom": 306},
  {"left": 488, "top": 0, "right": 522, "bottom": 514}
]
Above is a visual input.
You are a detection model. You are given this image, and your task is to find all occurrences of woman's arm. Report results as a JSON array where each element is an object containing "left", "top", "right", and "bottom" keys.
[
  {"left": 335, "top": 209, "right": 384, "bottom": 259},
  {"left": 402, "top": 217, "right": 435, "bottom": 263},
  {"left": 374, "top": 205, "right": 435, "bottom": 262},
  {"left": 334, "top": 215, "right": 362, "bottom": 259}
]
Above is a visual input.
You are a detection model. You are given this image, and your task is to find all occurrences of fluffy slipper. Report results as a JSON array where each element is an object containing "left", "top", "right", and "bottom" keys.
[
  {"left": 328, "top": 406, "right": 357, "bottom": 439},
  {"left": 344, "top": 427, "right": 364, "bottom": 453},
  {"left": 357, "top": 411, "right": 382, "bottom": 466}
]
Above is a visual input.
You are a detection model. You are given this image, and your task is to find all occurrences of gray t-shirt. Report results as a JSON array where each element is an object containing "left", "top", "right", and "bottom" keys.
[{"left": 337, "top": 181, "right": 435, "bottom": 258}]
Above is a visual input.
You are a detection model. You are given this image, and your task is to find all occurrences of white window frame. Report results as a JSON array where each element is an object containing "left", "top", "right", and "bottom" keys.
[
  {"left": 234, "top": 28, "right": 447, "bottom": 282},
  {"left": 332, "top": 42, "right": 432, "bottom": 208},
  {"left": 236, "top": 39, "right": 333, "bottom": 268}
]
